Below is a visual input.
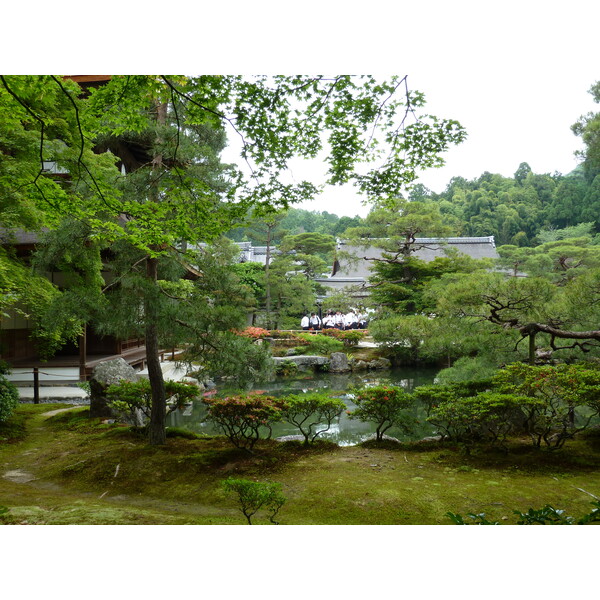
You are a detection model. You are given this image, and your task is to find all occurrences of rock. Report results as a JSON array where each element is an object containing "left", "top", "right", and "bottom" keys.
[
  {"left": 272, "top": 356, "right": 329, "bottom": 371},
  {"left": 3, "top": 469, "right": 37, "bottom": 483},
  {"left": 368, "top": 357, "right": 392, "bottom": 370},
  {"left": 179, "top": 376, "right": 205, "bottom": 391},
  {"left": 362, "top": 433, "right": 401, "bottom": 444},
  {"left": 329, "top": 352, "right": 350, "bottom": 373},
  {"left": 89, "top": 358, "right": 137, "bottom": 418},
  {"left": 351, "top": 359, "right": 369, "bottom": 371},
  {"left": 275, "top": 434, "right": 305, "bottom": 442}
]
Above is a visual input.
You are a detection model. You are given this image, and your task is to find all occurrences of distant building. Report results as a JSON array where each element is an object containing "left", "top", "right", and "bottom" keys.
[
  {"left": 235, "top": 242, "right": 278, "bottom": 265},
  {"left": 190, "top": 241, "right": 279, "bottom": 266},
  {"left": 315, "top": 236, "right": 498, "bottom": 295}
]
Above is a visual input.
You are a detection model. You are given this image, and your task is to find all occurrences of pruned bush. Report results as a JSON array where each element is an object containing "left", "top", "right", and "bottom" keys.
[
  {"left": 0, "top": 362, "right": 19, "bottom": 423},
  {"left": 412, "top": 380, "right": 494, "bottom": 416},
  {"left": 222, "top": 477, "right": 286, "bottom": 524},
  {"left": 493, "top": 362, "right": 600, "bottom": 449},
  {"left": 106, "top": 379, "right": 200, "bottom": 423},
  {"left": 280, "top": 393, "right": 345, "bottom": 445},
  {"left": 275, "top": 360, "right": 299, "bottom": 377},
  {"left": 448, "top": 502, "right": 600, "bottom": 525},
  {"left": 320, "top": 328, "right": 343, "bottom": 339},
  {"left": 203, "top": 394, "right": 285, "bottom": 452},
  {"left": 348, "top": 385, "right": 415, "bottom": 442},
  {"left": 296, "top": 333, "right": 343, "bottom": 355},
  {"left": 339, "top": 330, "right": 366, "bottom": 346},
  {"left": 427, "top": 392, "right": 532, "bottom": 448},
  {"left": 268, "top": 330, "right": 303, "bottom": 341},
  {"left": 235, "top": 326, "right": 270, "bottom": 340}
]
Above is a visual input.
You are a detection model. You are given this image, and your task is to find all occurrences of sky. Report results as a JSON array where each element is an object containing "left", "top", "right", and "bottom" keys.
[
  {"left": 257, "top": 2, "right": 600, "bottom": 218},
  {"left": 5, "top": 1, "right": 599, "bottom": 220},
  {"left": 3, "top": 0, "right": 597, "bottom": 593}
]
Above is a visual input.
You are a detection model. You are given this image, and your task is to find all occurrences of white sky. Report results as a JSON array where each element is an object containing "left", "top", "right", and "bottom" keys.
[
  {"left": 267, "top": 1, "right": 600, "bottom": 217},
  {"left": 5, "top": 0, "right": 599, "bottom": 220}
]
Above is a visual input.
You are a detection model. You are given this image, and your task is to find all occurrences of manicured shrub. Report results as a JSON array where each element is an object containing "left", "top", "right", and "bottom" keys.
[
  {"left": 296, "top": 333, "right": 343, "bottom": 355},
  {"left": 412, "top": 380, "right": 494, "bottom": 416},
  {"left": 348, "top": 385, "right": 415, "bottom": 442},
  {"left": 203, "top": 394, "right": 285, "bottom": 452},
  {"left": 339, "top": 330, "right": 366, "bottom": 346},
  {"left": 320, "top": 328, "right": 343, "bottom": 339},
  {"left": 426, "top": 392, "right": 532, "bottom": 448},
  {"left": 235, "top": 326, "right": 270, "bottom": 340},
  {"left": 493, "top": 362, "right": 600, "bottom": 448},
  {"left": 268, "top": 330, "right": 303, "bottom": 341},
  {"left": 280, "top": 393, "right": 345, "bottom": 445},
  {"left": 222, "top": 477, "right": 286, "bottom": 524},
  {"left": 275, "top": 360, "right": 299, "bottom": 377},
  {"left": 0, "top": 362, "right": 19, "bottom": 423},
  {"left": 448, "top": 502, "right": 600, "bottom": 525}
]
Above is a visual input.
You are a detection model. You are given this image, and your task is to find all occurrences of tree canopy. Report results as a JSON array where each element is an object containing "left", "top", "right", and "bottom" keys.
[{"left": 1, "top": 74, "right": 466, "bottom": 444}]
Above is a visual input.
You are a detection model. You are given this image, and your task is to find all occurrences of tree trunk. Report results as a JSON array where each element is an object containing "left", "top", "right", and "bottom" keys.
[
  {"left": 146, "top": 256, "right": 167, "bottom": 445},
  {"left": 528, "top": 332, "right": 536, "bottom": 365},
  {"left": 146, "top": 99, "right": 168, "bottom": 445},
  {"left": 265, "top": 223, "right": 273, "bottom": 329}
]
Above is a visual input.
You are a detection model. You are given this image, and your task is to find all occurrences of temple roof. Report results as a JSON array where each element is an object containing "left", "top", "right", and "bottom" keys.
[{"left": 320, "top": 236, "right": 498, "bottom": 281}]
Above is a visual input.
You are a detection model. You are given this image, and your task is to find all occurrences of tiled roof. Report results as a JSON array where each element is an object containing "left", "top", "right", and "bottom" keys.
[
  {"left": 0, "top": 228, "right": 46, "bottom": 246},
  {"left": 329, "top": 237, "right": 498, "bottom": 280}
]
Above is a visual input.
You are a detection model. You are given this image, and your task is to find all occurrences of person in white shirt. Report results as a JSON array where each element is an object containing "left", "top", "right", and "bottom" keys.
[
  {"left": 309, "top": 313, "right": 322, "bottom": 330},
  {"left": 334, "top": 311, "right": 345, "bottom": 330},
  {"left": 300, "top": 315, "right": 310, "bottom": 330},
  {"left": 345, "top": 310, "right": 357, "bottom": 330},
  {"left": 322, "top": 313, "right": 335, "bottom": 329}
]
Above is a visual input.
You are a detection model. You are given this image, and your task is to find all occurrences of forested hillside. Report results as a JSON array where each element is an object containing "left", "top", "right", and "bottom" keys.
[
  {"left": 415, "top": 81, "right": 600, "bottom": 246},
  {"left": 227, "top": 163, "right": 599, "bottom": 249},
  {"left": 226, "top": 207, "right": 363, "bottom": 244},
  {"left": 408, "top": 164, "right": 598, "bottom": 247}
]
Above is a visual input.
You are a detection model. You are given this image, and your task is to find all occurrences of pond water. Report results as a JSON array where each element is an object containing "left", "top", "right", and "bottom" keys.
[{"left": 168, "top": 367, "right": 440, "bottom": 446}]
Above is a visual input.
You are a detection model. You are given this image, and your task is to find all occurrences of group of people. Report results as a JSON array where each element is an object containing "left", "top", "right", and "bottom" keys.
[{"left": 300, "top": 309, "right": 368, "bottom": 331}]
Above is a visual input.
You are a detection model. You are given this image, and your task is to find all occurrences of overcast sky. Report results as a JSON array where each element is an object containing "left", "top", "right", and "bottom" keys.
[
  {"left": 215, "top": 1, "right": 599, "bottom": 218},
  {"left": 7, "top": 1, "right": 599, "bottom": 220},
  {"left": 269, "top": 2, "right": 600, "bottom": 217}
]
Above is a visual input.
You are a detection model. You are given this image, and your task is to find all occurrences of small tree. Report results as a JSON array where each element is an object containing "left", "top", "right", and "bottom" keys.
[
  {"left": 295, "top": 333, "right": 344, "bottom": 355},
  {"left": 106, "top": 379, "right": 200, "bottom": 424},
  {"left": 339, "top": 330, "right": 367, "bottom": 346},
  {"left": 348, "top": 385, "right": 415, "bottom": 442},
  {"left": 412, "top": 380, "right": 494, "bottom": 416},
  {"left": 426, "top": 392, "right": 532, "bottom": 448},
  {"left": 203, "top": 394, "right": 284, "bottom": 452},
  {"left": 493, "top": 362, "right": 600, "bottom": 448},
  {"left": 0, "top": 362, "right": 19, "bottom": 423},
  {"left": 222, "top": 477, "right": 286, "bottom": 525},
  {"left": 280, "top": 393, "right": 345, "bottom": 445}
]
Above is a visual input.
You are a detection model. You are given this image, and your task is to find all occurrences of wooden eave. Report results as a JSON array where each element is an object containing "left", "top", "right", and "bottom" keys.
[{"left": 64, "top": 75, "right": 112, "bottom": 84}]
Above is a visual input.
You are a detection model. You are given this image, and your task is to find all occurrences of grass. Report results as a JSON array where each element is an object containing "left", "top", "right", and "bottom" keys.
[{"left": 1, "top": 404, "right": 600, "bottom": 524}]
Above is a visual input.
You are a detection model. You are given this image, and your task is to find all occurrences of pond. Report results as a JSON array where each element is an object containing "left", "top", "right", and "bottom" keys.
[{"left": 168, "top": 367, "right": 440, "bottom": 446}]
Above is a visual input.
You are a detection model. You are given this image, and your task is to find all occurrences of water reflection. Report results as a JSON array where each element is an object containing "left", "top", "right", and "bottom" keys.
[{"left": 168, "top": 367, "right": 439, "bottom": 446}]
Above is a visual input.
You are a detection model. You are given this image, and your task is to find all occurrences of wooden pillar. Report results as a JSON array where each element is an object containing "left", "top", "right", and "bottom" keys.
[
  {"left": 33, "top": 367, "right": 39, "bottom": 404},
  {"left": 79, "top": 325, "right": 87, "bottom": 381}
]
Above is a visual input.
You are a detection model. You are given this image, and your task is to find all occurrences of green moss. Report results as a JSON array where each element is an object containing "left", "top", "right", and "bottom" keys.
[{"left": 1, "top": 404, "right": 600, "bottom": 524}]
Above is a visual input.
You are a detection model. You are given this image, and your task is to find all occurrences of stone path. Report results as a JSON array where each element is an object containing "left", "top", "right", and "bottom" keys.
[
  {"left": 3, "top": 469, "right": 36, "bottom": 483},
  {"left": 17, "top": 386, "right": 89, "bottom": 402}
]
